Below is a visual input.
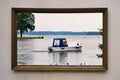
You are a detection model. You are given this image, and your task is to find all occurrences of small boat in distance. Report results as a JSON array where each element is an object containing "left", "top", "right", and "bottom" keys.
[{"left": 48, "top": 38, "right": 82, "bottom": 52}]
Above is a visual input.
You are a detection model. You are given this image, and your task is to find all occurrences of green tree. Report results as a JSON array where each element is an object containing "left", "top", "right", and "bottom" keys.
[
  {"left": 97, "top": 28, "right": 103, "bottom": 58},
  {"left": 98, "top": 28, "right": 103, "bottom": 50},
  {"left": 17, "top": 13, "right": 35, "bottom": 37},
  {"left": 99, "top": 28, "right": 103, "bottom": 35},
  {"left": 98, "top": 43, "right": 103, "bottom": 50}
]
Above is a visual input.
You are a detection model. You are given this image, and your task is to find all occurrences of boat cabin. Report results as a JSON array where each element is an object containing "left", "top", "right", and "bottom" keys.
[{"left": 52, "top": 38, "right": 68, "bottom": 47}]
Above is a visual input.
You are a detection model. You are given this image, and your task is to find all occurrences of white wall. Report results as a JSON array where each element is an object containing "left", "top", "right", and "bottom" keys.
[{"left": 0, "top": 0, "right": 120, "bottom": 80}]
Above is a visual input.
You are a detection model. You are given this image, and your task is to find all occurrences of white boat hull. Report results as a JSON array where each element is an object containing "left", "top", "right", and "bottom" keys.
[{"left": 48, "top": 46, "right": 82, "bottom": 52}]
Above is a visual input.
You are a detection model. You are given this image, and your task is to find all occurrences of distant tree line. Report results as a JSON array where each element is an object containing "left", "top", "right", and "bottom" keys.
[{"left": 17, "top": 31, "right": 100, "bottom": 35}]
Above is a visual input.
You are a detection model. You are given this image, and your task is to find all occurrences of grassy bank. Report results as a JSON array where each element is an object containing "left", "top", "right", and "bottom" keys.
[{"left": 17, "top": 36, "right": 44, "bottom": 39}]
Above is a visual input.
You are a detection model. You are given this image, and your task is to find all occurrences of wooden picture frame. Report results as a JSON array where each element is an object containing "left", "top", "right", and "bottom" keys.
[{"left": 11, "top": 8, "right": 108, "bottom": 71}]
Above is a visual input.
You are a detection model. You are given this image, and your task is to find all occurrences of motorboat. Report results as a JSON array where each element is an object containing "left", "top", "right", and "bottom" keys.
[{"left": 48, "top": 38, "right": 82, "bottom": 52}]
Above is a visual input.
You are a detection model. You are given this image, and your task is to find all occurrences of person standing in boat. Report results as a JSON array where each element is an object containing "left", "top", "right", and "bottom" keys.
[{"left": 76, "top": 43, "right": 80, "bottom": 47}]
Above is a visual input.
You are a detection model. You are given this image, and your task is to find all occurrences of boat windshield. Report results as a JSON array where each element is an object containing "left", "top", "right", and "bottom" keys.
[
  {"left": 54, "top": 40, "right": 60, "bottom": 46},
  {"left": 62, "top": 40, "right": 68, "bottom": 45}
]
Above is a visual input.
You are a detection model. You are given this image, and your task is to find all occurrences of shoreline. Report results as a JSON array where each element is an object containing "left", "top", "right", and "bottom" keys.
[{"left": 17, "top": 36, "right": 44, "bottom": 39}]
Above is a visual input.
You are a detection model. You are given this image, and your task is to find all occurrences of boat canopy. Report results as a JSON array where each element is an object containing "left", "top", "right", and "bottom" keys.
[{"left": 52, "top": 38, "right": 68, "bottom": 47}]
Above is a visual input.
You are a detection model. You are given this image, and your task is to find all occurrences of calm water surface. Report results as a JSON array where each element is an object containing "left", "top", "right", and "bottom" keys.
[{"left": 17, "top": 35, "right": 102, "bottom": 66}]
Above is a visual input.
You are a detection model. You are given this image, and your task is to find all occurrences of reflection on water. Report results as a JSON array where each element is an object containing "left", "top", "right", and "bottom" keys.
[
  {"left": 17, "top": 35, "right": 102, "bottom": 66},
  {"left": 59, "top": 52, "right": 68, "bottom": 65},
  {"left": 50, "top": 51, "right": 83, "bottom": 65},
  {"left": 18, "top": 53, "right": 33, "bottom": 65},
  {"left": 52, "top": 51, "right": 68, "bottom": 65}
]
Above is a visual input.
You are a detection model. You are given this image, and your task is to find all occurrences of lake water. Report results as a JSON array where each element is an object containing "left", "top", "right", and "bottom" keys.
[{"left": 17, "top": 35, "right": 102, "bottom": 66}]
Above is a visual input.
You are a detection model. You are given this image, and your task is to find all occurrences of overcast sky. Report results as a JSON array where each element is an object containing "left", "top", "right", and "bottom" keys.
[{"left": 33, "top": 13, "right": 103, "bottom": 32}]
